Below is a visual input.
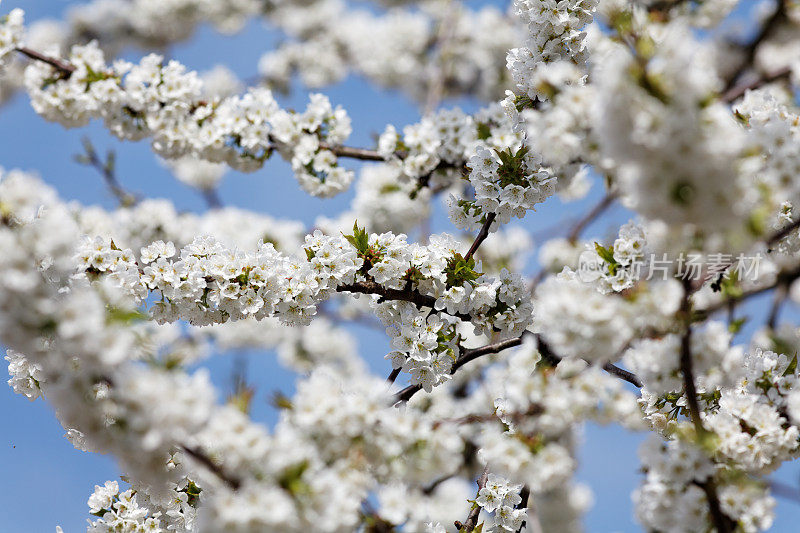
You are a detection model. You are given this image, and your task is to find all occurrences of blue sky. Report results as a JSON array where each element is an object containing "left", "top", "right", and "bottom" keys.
[{"left": 1, "top": 1, "right": 800, "bottom": 531}]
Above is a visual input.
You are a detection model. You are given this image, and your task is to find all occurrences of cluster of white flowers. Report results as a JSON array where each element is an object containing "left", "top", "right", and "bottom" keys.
[
  {"left": 634, "top": 435, "right": 776, "bottom": 533},
  {"left": 4, "top": 349, "right": 42, "bottom": 400},
  {"left": 705, "top": 348, "right": 800, "bottom": 474},
  {"left": 0, "top": 2, "right": 23, "bottom": 67},
  {"left": 164, "top": 157, "right": 227, "bottom": 192},
  {"left": 377, "top": 104, "right": 521, "bottom": 184},
  {"left": 576, "top": 221, "right": 648, "bottom": 294},
  {"left": 73, "top": 212, "right": 532, "bottom": 390},
  {"left": 468, "top": 343, "right": 640, "bottom": 506},
  {"left": 381, "top": 302, "right": 460, "bottom": 392},
  {"left": 507, "top": 0, "right": 597, "bottom": 101},
  {"left": 593, "top": 22, "right": 751, "bottom": 238},
  {"left": 22, "top": 41, "right": 353, "bottom": 196},
  {"left": 534, "top": 270, "right": 683, "bottom": 365},
  {"left": 475, "top": 474, "right": 525, "bottom": 532},
  {"left": 736, "top": 89, "right": 800, "bottom": 219},
  {"left": 86, "top": 481, "right": 167, "bottom": 533},
  {"left": 633, "top": 436, "right": 719, "bottom": 532},
  {"left": 259, "top": 1, "right": 519, "bottom": 102},
  {"left": 449, "top": 144, "right": 555, "bottom": 232}
]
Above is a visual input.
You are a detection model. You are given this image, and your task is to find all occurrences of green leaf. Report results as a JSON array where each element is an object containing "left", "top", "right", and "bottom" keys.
[
  {"left": 476, "top": 122, "right": 491, "bottom": 141},
  {"left": 784, "top": 353, "right": 798, "bottom": 377},
  {"left": 728, "top": 317, "right": 747, "bottom": 334}
]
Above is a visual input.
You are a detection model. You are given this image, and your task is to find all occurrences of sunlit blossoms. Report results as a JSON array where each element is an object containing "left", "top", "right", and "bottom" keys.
[{"left": 4, "top": 0, "right": 800, "bottom": 532}]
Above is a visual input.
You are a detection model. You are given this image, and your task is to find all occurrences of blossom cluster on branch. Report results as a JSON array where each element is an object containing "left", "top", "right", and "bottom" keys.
[{"left": 5, "top": 0, "right": 800, "bottom": 532}]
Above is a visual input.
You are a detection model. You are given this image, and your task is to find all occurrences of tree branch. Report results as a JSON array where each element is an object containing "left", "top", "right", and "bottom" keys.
[
  {"left": 317, "top": 142, "right": 388, "bottom": 161},
  {"left": 536, "top": 334, "right": 642, "bottom": 388},
  {"left": 678, "top": 278, "right": 735, "bottom": 533},
  {"left": 567, "top": 191, "right": 618, "bottom": 243},
  {"left": 15, "top": 46, "right": 76, "bottom": 76},
  {"left": 723, "top": 0, "right": 787, "bottom": 92},
  {"left": 721, "top": 65, "right": 791, "bottom": 103},
  {"left": 464, "top": 213, "right": 496, "bottom": 262},
  {"left": 767, "top": 216, "right": 800, "bottom": 249},
  {"left": 180, "top": 445, "right": 241, "bottom": 490},
  {"left": 396, "top": 335, "right": 525, "bottom": 402},
  {"left": 454, "top": 467, "right": 489, "bottom": 532},
  {"left": 76, "top": 137, "right": 137, "bottom": 207},
  {"left": 201, "top": 188, "right": 223, "bottom": 209}
]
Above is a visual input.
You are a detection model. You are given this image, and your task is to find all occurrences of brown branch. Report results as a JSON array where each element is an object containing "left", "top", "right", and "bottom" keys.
[
  {"left": 769, "top": 479, "right": 800, "bottom": 504},
  {"left": 515, "top": 486, "right": 531, "bottom": 533},
  {"left": 76, "top": 137, "right": 138, "bottom": 207},
  {"left": 721, "top": 65, "right": 791, "bottom": 103},
  {"left": 678, "top": 279, "right": 735, "bottom": 533},
  {"left": 767, "top": 216, "right": 800, "bottom": 249},
  {"left": 396, "top": 335, "right": 525, "bottom": 402},
  {"left": 317, "top": 142, "right": 387, "bottom": 161},
  {"left": 696, "top": 480, "right": 736, "bottom": 533},
  {"left": 387, "top": 368, "right": 401, "bottom": 384},
  {"left": 679, "top": 279, "right": 704, "bottom": 436},
  {"left": 432, "top": 404, "right": 544, "bottom": 429},
  {"left": 767, "top": 283, "right": 788, "bottom": 330},
  {"left": 338, "top": 280, "right": 435, "bottom": 307},
  {"left": 15, "top": 46, "right": 76, "bottom": 76},
  {"left": 201, "top": 188, "right": 223, "bottom": 209},
  {"left": 536, "top": 334, "right": 642, "bottom": 388},
  {"left": 697, "top": 265, "right": 800, "bottom": 317},
  {"left": 464, "top": 213, "right": 496, "bottom": 262},
  {"left": 180, "top": 445, "right": 241, "bottom": 490},
  {"left": 454, "top": 467, "right": 489, "bottom": 532},
  {"left": 567, "top": 191, "right": 618, "bottom": 243},
  {"left": 723, "top": 0, "right": 787, "bottom": 92}
]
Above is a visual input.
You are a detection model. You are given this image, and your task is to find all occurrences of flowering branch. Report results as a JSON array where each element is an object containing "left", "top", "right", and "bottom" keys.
[
  {"left": 536, "top": 335, "right": 642, "bottom": 388},
  {"left": 396, "top": 335, "right": 526, "bottom": 402},
  {"left": 454, "top": 467, "right": 489, "bottom": 532},
  {"left": 678, "top": 279, "right": 736, "bottom": 533}
]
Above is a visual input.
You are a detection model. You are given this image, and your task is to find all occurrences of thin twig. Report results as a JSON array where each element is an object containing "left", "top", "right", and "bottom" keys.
[
  {"left": 454, "top": 467, "right": 489, "bottom": 532},
  {"left": 423, "top": 0, "right": 457, "bottom": 115},
  {"left": 536, "top": 334, "right": 643, "bottom": 388},
  {"left": 767, "top": 283, "right": 788, "bottom": 330},
  {"left": 722, "top": 0, "right": 787, "bottom": 92},
  {"left": 698, "top": 265, "right": 800, "bottom": 317},
  {"left": 679, "top": 279, "right": 704, "bottom": 435},
  {"left": 317, "top": 142, "right": 387, "bottom": 161},
  {"left": 181, "top": 445, "right": 241, "bottom": 489},
  {"left": 464, "top": 213, "right": 496, "bottom": 262},
  {"left": 767, "top": 216, "right": 800, "bottom": 249},
  {"left": 769, "top": 479, "right": 800, "bottom": 504},
  {"left": 387, "top": 368, "right": 401, "bottom": 384},
  {"left": 201, "top": 188, "right": 223, "bottom": 209},
  {"left": 515, "top": 486, "right": 532, "bottom": 533},
  {"left": 15, "top": 46, "right": 76, "bottom": 76},
  {"left": 396, "top": 336, "right": 525, "bottom": 402},
  {"left": 567, "top": 191, "right": 618, "bottom": 243},
  {"left": 432, "top": 404, "right": 544, "bottom": 429},
  {"left": 76, "top": 137, "right": 137, "bottom": 207},
  {"left": 721, "top": 65, "right": 791, "bottom": 103}
]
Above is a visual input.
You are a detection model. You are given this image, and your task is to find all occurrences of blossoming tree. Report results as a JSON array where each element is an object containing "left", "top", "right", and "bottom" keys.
[{"left": 3, "top": 0, "right": 800, "bottom": 531}]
